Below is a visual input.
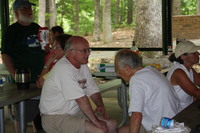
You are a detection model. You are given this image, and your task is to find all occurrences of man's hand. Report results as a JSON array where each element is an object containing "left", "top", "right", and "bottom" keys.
[
  {"left": 91, "top": 92, "right": 108, "bottom": 118},
  {"left": 95, "top": 106, "right": 108, "bottom": 119}
]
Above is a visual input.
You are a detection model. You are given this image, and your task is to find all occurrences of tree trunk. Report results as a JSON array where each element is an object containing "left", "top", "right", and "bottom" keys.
[
  {"left": 172, "top": 0, "right": 181, "bottom": 15},
  {"left": 103, "top": 0, "right": 112, "bottom": 43},
  {"left": 134, "top": 0, "right": 162, "bottom": 49},
  {"left": 45, "top": 0, "right": 50, "bottom": 28},
  {"left": 60, "top": 0, "right": 65, "bottom": 27},
  {"left": 71, "top": 0, "right": 75, "bottom": 32},
  {"left": 49, "top": 0, "right": 56, "bottom": 28},
  {"left": 38, "top": 0, "right": 46, "bottom": 27},
  {"left": 114, "top": 0, "right": 120, "bottom": 25},
  {"left": 74, "top": 0, "right": 79, "bottom": 33},
  {"left": 197, "top": 0, "right": 200, "bottom": 14},
  {"left": 93, "top": 0, "right": 101, "bottom": 41},
  {"left": 127, "top": 0, "right": 133, "bottom": 24},
  {"left": 119, "top": 0, "right": 125, "bottom": 24}
]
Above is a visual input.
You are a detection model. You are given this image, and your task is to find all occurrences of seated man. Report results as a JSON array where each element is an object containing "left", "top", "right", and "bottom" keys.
[
  {"left": 115, "top": 49, "right": 181, "bottom": 133},
  {"left": 39, "top": 36, "right": 117, "bottom": 133}
]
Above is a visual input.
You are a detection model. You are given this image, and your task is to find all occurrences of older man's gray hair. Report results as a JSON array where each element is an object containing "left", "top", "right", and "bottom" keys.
[{"left": 115, "top": 49, "right": 143, "bottom": 69}]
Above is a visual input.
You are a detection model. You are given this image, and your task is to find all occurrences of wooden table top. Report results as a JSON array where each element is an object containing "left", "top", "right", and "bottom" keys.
[
  {"left": 0, "top": 83, "right": 41, "bottom": 108},
  {"left": 173, "top": 99, "right": 200, "bottom": 132}
]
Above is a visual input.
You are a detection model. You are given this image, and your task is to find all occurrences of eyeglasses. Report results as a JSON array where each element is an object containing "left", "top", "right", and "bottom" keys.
[{"left": 70, "top": 48, "right": 91, "bottom": 54}]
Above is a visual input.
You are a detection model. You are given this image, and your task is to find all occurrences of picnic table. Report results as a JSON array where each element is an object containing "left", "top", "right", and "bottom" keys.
[{"left": 0, "top": 84, "right": 41, "bottom": 133}]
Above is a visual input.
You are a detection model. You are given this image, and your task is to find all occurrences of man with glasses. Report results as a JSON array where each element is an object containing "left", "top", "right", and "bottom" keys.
[
  {"left": 1, "top": 0, "right": 44, "bottom": 132},
  {"left": 39, "top": 36, "right": 117, "bottom": 133}
]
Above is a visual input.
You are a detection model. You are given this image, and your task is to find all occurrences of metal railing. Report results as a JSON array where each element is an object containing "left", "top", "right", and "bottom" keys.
[{"left": 91, "top": 47, "right": 163, "bottom": 51}]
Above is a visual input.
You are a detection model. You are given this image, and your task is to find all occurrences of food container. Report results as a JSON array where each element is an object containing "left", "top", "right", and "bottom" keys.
[
  {"left": 15, "top": 68, "right": 31, "bottom": 89},
  {"left": 97, "top": 64, "right": 115, "bottom": 72}
]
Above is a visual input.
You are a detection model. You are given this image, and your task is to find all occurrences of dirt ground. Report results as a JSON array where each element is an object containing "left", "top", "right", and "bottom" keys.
[{"left": 85, "top": 27, "right": 134, "bottom": 48}]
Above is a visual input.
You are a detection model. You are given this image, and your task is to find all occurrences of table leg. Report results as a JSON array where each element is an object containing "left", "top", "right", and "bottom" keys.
[
  {"left": 0, "top": 107, "right": 5, "bottom": 133},
  {"left": 117, "top": 87, "right": 123, "bottom": 108},
  {"left": 19, "top": 101, "right": 25, "bottom": 133},
  {"left": 118, "top": 79, "right": 128, "bottom": 127}
]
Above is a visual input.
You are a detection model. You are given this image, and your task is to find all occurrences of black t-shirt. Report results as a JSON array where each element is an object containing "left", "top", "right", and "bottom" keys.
[{"left": 2, "top": 22, "right": 45, "bottom": 82}]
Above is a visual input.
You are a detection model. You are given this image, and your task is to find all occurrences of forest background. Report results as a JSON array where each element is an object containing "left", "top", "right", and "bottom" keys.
[
  {"left": 1, "top": 0, "right": 199, "bottom": 44},
  {"left": 0, "top": 0, "right": 200, "bottom": 73}
]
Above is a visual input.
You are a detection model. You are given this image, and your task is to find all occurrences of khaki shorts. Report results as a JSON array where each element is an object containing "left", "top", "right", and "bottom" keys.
[{"left": 41, "top": 112, "right": 87, "bottom": 133}]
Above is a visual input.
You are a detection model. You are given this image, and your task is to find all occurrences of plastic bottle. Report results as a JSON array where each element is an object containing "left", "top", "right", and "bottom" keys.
[
  {"left": 160, "top": 117, "right": 175, "bottom": 129},
  {"left": 131, "top": 41, "right": 140, "bottom": 55},
  {"left": 167, "top": 46, "right": 173, "bottom": 55}
]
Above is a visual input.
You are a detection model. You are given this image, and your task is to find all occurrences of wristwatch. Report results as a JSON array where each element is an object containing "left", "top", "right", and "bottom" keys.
[{"left": 43, "top": 65, "right": 49, "bottom": 70}]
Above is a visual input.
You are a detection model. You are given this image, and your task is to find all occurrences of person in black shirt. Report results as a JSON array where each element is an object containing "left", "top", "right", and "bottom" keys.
[{"left": 1, "top": 0, "right": 45, "bottom": 132}]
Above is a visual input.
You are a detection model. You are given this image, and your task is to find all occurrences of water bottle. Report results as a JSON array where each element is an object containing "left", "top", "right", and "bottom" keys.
[
  {"left": 131, "top": 41, "right": 140, "bottom": 55},
  {"left": 167, "top": 46, "right": 173, "bottom": 55},
  {"left": 160, "top": 117, "right": 175, "bottom": 129}
]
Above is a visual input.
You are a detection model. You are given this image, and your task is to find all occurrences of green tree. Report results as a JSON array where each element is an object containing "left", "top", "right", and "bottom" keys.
[
  {"left": 103, "top": 0, "right": 112, "bottom": 43},
  {"left": 181, "top": 0, "right": 197, "bottom": 15},
  {"left": 127, "top": 0, "right": 133, "bottom": 24},
  {"left": 93, "top": 0, "right": 101, "bottom": 41}
]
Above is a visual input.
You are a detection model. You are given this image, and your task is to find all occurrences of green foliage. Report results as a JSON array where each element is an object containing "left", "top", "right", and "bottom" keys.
[
  {"left": 76, "top": 0, "right": 94, "bottom": 35},
  {"left": 56, "top": 0, "right": 94, "bottom": 35},
  {"left": 181, "top": 0, "right": 197, "bottom": 15},
  {"left": 1, "top": 0, "right": 198, "bottom": 41}
]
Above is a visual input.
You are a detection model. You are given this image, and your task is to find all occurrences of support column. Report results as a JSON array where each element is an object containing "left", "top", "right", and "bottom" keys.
[
  {"left": 162, "top": 0, "right": 172, "bottom": 55},
  {"left": 0, "top": 0, "right": 9, "bottom": 48}
]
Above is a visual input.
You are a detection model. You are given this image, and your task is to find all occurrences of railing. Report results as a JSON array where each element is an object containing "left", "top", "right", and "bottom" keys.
[{"left": 90, "top": 47, "right": 163, "bottom": 51}]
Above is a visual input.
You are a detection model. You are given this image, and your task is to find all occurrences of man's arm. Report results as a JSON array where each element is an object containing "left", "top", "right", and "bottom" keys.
[
  {"left": 90, "top": 92, "right": 108, "bottom": 118},
  {"left": 129, "top": 112, "right": 142, "bottom": 133},
  {"left": 193, "top": 68, "right": 200, "bottom": 87},
  {"left": 1, "top": 54, "right": 15, "bottom": 77},
  {"left": 76, "top": 95, "right": 107, "bottom": 131},
  {"left": 90, "top": 92, "right": 104, "bottom": 108}
]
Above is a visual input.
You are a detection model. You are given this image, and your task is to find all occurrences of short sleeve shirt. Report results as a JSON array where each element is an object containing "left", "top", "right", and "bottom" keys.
[
  {"left": 39, "top": 57, "right": 99, "bottom": 115},
  {"left": 129, "top": 66, "right": 181, "bottom": 131},
  {"left": 1, "top": 22, "right": 45, "bottom": 82}
]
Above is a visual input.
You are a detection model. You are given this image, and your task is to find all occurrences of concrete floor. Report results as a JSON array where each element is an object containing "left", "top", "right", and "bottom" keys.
[{"left": 4, "top": 87, "right": 127, "bottom": 133}]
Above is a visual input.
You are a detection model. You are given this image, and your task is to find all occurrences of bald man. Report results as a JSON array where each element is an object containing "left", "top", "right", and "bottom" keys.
[{"left": 39, "top": 36, "right": 117, "bottom": 133}]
